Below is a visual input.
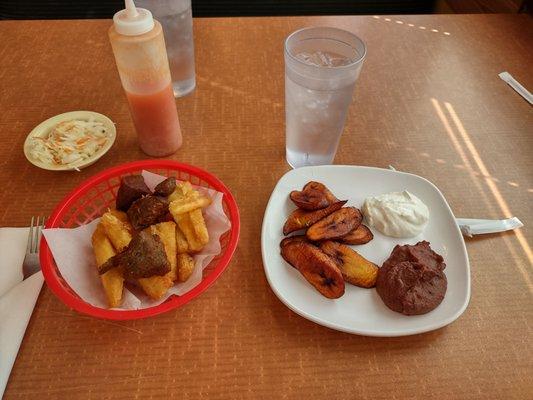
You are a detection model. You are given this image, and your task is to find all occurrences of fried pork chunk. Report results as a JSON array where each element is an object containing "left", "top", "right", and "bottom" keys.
[{"left": 99, "top": 231, "right": 170, "bottom": 279}]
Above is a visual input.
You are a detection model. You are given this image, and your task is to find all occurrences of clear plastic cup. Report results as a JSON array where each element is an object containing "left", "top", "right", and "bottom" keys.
[
  {"left": 284, "top": 27, "right": 366, "bottom": 168},
  {"left": 136, "top": 0, "right": 196, "bottom": 97}
]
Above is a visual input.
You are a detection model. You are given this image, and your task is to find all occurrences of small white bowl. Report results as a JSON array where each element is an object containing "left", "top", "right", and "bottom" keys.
[{"left": 23, "top": 111, "right": 116, "bottom": 171}]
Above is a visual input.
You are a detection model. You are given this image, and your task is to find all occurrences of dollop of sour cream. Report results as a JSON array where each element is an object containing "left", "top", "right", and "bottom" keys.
[{"left": 362, "top": 190, "right": 429, "bottom": 238}]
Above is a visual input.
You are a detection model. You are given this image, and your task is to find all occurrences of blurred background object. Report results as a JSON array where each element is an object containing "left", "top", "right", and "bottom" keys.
[
  {"left": 136, "top": 0, "right": 196, "bottom": 98},
  {"left": 1, "top": 0, "right": 531, "bottom": 19}
]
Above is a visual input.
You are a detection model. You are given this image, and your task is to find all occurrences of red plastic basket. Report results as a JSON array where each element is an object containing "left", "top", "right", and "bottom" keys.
[{"left": 40, "top": 160, "right": 240, "bottom": 320}]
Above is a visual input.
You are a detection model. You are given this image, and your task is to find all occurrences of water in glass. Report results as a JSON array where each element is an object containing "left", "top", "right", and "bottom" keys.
[
  {"left": 286, "top": 51, "right": 356, "bottom": 168},
  {"left": 137, "top": 0, "right": 196, "bottom": 97}
]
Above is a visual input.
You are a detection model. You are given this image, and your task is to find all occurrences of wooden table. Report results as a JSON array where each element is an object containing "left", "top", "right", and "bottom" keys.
[{"left": 1, "top": 14, "right": 532, "bottom": 399}]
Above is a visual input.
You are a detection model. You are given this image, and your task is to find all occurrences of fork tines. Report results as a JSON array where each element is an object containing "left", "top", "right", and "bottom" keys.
[{"left": 27, "top": 216, "right": 46, "bottom": 254}]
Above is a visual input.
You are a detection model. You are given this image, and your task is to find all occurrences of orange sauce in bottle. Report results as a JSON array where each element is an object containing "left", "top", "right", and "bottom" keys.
[{"left": 125, "top": 84, "right": 182, "bottom": 157}]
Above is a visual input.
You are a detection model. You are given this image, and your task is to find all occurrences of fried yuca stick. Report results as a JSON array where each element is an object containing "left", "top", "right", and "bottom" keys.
[
  {"left": 168, "top": 181, "right": 194, "bottom": 202},
  {"left": 137, "top": 222, "right": 178, "bottom": 299},
  {"left": 169, "top": 194, "right": 211, "bottom": 216},
  {"left": 100, "top": 211, "right": 132, "bottom": 252},
  {"left": 177, "top": 253, "right": 195, "bottom": 282},
  {"left": 175, "top": 225, "right": 189, "bottom": 254},
  {"left": 108, "top": 208, "right": 130, "bottom": 226},
  {"left": 189, "top": 208, "right": 209, "bottom": 246},
  {"left": 91, "top": 224, "right": 124, "bottom": 308},
  {"left": 174, "top": 213, "right": 204, "bottom": 252},
  {"left": 138, "top": 275, "right": 174, "bottom": 300},
  {"left": 169, "top": 184, "right": 211, "bottom": 252}
]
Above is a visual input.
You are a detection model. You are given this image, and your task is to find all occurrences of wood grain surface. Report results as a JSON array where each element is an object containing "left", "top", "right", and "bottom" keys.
[{"left": 0, "top": 14, "right": 532, "bottom": 399}]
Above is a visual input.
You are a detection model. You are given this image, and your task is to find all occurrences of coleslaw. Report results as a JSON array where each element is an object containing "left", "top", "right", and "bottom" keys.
[{"left": 28, "top": 118, "right": 111, "bottom": 166}]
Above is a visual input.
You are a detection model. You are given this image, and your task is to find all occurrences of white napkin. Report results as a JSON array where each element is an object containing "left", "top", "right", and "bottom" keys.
[{"left": 0, "top": 227, "right": 44, "bottom": 399}]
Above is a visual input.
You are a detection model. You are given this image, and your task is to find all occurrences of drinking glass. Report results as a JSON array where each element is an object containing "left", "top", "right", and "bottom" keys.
[
  {"left": 285, "top": 27, "right": 366, "bottom": 168},
  {"left": 137, "top": 0, "right": 196, "bottom": 97}
]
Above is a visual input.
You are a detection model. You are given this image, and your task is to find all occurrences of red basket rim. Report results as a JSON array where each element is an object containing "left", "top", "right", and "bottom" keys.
[{"left": 40, "top": 160, "right": 240, "bottom": 320}]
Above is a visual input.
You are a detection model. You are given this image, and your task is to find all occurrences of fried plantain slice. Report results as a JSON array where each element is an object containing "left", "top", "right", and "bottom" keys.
[
  {"left": 304, "top": 181, "right": 339, "bottom": 203},
  {"left": 279, "top": 235, "right": 311, "bottom": 255},
  {"left": 289, "top": 181, "right": 340, "bottom": 211},
  {"left": 281, "top": 242, "right": 345, "bottom": 299},
  {"left": 338, "top": 224, "right": 374, "bottom": 245},
  {"left": 283, "top": 200, "right": 347, "bottom": 235},
  {"left": 320, "top": 241, "right": 378, "bottom": 288},
  {"left": 306, "top": 207, "right": 362, "bottom": 241},
  {"left": 280, "top": 235, "right": 314, "bottom": 269}
]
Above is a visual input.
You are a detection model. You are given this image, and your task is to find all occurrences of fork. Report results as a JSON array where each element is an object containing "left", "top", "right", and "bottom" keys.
[{"left": 23, "top": 216, "right": 45, "bottom": 280}]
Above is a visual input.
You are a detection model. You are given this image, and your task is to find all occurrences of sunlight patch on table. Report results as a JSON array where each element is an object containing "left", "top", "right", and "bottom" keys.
[
  {"left": 445, "top": 102, "right": 533, "bottom": 272},
  {"left": 431, "top": 98, "right": 532, "bottom": 290}
]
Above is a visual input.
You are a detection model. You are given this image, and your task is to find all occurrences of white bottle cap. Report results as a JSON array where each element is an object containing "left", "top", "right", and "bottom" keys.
[{"left": 113, "top": 0, "right": 154, "bottom": 36}]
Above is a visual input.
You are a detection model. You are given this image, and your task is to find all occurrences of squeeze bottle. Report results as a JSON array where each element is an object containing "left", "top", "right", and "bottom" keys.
[{"left": 109, "top": 0, "right": 182, "bottom": 157}]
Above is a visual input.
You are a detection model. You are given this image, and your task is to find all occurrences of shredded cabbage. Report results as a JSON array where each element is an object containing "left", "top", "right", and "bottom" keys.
[{"left": 29, "top": 118, "right": 111, "bottom": 166}]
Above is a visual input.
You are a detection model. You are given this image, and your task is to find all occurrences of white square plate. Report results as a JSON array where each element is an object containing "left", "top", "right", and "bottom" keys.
[{"left": 261, "top": 165, "right": 470, "bottom": 337}]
